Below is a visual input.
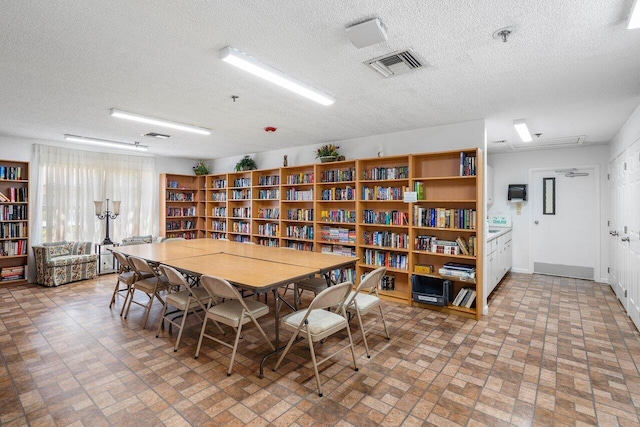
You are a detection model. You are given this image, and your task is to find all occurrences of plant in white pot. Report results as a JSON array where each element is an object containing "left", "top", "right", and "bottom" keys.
[{"left": 316, "top": 144, "right": 340, "bottom": 162}]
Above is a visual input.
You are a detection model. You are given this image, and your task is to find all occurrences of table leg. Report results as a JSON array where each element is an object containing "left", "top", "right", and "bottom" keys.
[{"left": 259, "top": 287, "right": 297, "bottom": 378}]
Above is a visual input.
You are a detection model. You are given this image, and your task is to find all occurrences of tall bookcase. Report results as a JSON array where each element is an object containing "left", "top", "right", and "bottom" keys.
[
  {"left": 356, "top": 155, "right": 411, "bottom": 305},
  {"left": 160, "top": 174, "right": 205, "bottom": 239},
  {"left": 281, "top": 165, "right": 315, "bottom": 251},
  {"left": 0, "top": 160, "right": 29, "bottom": 285},
  {"left": 159, "top": 148, "right": 483, "bottom": 319},
  {"left": 252, "top": 168, "right": 280, "bottom": 247},
  {"left": 206, "top": 174, "right": 228, "bottom": 239}
]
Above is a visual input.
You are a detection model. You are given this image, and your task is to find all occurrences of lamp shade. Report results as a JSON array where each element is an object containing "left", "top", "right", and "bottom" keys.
[
  {"left": 94, "top": 201, "right": 103, "bottom": 215},
  {"left": 112, "top": 201, "right": 121, "bottom": 215}
]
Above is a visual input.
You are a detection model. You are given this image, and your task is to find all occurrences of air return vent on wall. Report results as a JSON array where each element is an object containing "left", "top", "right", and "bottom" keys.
[
  {"left": 507, "top": 135, "right": 585, "bottom": 151},
  {"left": 365, "top": 49, "right": 425, "bottom": 78}
]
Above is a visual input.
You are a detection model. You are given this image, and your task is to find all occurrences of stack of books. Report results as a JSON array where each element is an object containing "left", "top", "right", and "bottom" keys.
[
  {"left": 1, "top": 265, "right": 25, "bottom": 281},
  {"left": 438, "top": 262, "right": 476, "bottom": 281},
  {"left": 452, "top": 287, "right": 477, "bottom": 308}
]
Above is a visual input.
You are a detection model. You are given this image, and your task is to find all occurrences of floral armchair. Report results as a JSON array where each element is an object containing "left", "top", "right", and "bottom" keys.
[{"left": 32, "top": 241, "right": 97, "bottom": 286}]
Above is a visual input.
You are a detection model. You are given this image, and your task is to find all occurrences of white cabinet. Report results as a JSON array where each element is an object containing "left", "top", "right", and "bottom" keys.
[{"left": 485, "top": 230, "right": 512, "bottom": 297}]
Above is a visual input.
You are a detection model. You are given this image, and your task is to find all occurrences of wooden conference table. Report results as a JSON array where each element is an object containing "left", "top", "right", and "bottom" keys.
[{"left": 112, "top": 239, "right": 357, "bottom": 376}]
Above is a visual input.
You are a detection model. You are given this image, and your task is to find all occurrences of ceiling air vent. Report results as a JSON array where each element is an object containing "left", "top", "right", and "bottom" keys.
[
  {"left": 508, "top": 136, "right": 585, "bottom": 151},
  {"left": 366, "top": 49, "right": 425, "bottom": 78}
]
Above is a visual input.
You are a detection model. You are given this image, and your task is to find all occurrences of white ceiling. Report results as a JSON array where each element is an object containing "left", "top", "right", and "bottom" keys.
[{"left": 1, "top": 0, "right": 639, "bottom": 159}]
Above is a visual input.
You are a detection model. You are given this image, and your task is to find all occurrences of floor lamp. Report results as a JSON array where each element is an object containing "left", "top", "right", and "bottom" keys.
[{"left": 95, "top": 198, "right": 120, "bottom": 245}]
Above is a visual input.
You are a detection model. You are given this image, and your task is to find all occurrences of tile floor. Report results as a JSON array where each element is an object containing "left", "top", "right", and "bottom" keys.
[{"left": 1, "top": 272, "right": 640, "bottom": 426}]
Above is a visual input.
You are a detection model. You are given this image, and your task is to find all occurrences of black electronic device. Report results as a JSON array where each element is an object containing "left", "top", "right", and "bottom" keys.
[{"left": 507, "top": 184, "right": 527, "bottom": 201}]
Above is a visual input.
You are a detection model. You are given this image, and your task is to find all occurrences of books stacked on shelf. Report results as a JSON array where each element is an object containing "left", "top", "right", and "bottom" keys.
[
  {"left": 459, "top": 152, "right": 476, "bottom": 176},
  {"left": 0, "top": 240, "right": 27, "bottom": 256},
  {"left": 439, "top": 262, "right": 476, "bottom": 280},
  {"left": 0, "top": 166, "right": 25, "bottom": 180},
  {"left": 1, "top": 265, "right": 25, "bottom": 281},
  {"left": 452, "top": 287, "right": 477, "bottom": 308},
  {"left": 456, "top": 236, "right": 470, "bottom": 255},
  {"left": 413, "top": 182, "right": 424, "bottom": 200},
  {"left": 320, "top": 245, "right": 355, "bottom": 257},
  {"left": 412, "top": 206, "right": 476, "bottom": 229}
]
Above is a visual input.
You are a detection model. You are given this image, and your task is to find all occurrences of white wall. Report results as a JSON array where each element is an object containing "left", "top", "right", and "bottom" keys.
[
  {"left": 487, "top": 144, "right": 609, "bottom": 282},
  {"left": 610, "top": 103, "right": 640, "bottom": 158},
  {"left": 210, "top": 119, "right": 486, "bottom": 173}
]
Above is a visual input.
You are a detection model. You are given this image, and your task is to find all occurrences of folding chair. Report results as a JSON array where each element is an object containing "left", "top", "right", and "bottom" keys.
[
  {"left": 195, "top": 275, "right": 275, "bottom": 376},
  {"left": 273, "top": 281, "right": 358, "bottom": 397},
  {"left": 156, "top": 265, "right": 215, "bottom": 352},
  {"left": 124, "top": 256, "right": 170, "bottom": 329},
  {"left": 344, "top": 267, "right": 390, "bottom": 358}
]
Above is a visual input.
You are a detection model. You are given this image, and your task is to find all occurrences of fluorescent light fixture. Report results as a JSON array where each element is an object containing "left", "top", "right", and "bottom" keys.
[
  {"left": 513, "top": 119, "right": 533, "bottom": 142},
  {"left": 218, "top": 46, "right": 335, "bottom": 106},
  {"left": 64, "top": 134, "right": 148, "bottom": 151},
  {"left": 628, "top": 0, "right": 640, "bottom": 29},
  {"left": 110, "top": 109, "right": 211, "bottom": 135}
]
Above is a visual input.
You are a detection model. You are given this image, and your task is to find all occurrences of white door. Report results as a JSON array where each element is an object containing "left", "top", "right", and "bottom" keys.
[
  {"left": 625, "top": 140, "right": 640, "bottom": 326},
  {"left": 609, "top": 156, "right": 623, "bottom": 303},
  {"left": 530, "top": 166, "right": 598, "bottom": 280}
]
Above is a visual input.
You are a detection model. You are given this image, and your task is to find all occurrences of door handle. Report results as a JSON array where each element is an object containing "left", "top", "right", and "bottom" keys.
[
  {"left": 621, "top": 236, "right": 630, "bottom": 242},
  {"left": 534, "top": 220, "right": 539, "bottom": 225},
  {"left": 610, "top": 231, "right": 619, "bottom": 236}
]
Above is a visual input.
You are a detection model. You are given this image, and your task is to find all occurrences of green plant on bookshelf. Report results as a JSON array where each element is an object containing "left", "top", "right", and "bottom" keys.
[
  {"left": 234, "top": 155, "right": 257, "bottom": 171},
  {"left": 316, "top": 144, "right": 340, "bottom": 162},
  {"left": 193, "top": 160, "right": 210, "bottom": 175}
]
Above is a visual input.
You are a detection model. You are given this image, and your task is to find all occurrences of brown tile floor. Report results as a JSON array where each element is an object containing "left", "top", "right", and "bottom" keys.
[{"left": 2, "top": 272, "right": 640, "bottom": 426}]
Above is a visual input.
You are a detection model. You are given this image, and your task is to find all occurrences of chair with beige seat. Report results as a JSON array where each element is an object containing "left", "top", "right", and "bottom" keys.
[
  {"left": 344, "top": 267, "right": 390, "bottom": 358},
  {"left": 109, "top": 251, "right": 151, "bottom": 315},
  {"left": 273, "top": 281, "right": 359, "bottom": 397},
  {"left": 156, "top": 265, "right": 216, "bottom": 352},
  {"left": 124, "top": 255, "right": 170, "bottom": 329},
  {"left": 195, "top": 275, "right": 274, "bottom": 376}
]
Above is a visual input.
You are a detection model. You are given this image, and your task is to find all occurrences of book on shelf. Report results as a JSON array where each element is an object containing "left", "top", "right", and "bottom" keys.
[
  {"left": 452, "top": 288, "right": 468, "bottom": 306},
  {"left": 463, "top": 290, "right": 477, "bottom": 308},
  {"left": 0, "top": 191, "right": 9, "bottom": 202},
  {"left": 459, "top": 288, "right": 474, "bottom": 307},
  {"left": 414, "top": 264, "right": 434, "bottom": 274},
  {"left": 455, "top": 236, "right": 470, "bottom": 255}
]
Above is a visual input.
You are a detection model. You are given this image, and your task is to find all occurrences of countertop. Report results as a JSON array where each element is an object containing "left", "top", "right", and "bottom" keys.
[{"left": 487, "top": 227, "right": 512, "bottom": 242}]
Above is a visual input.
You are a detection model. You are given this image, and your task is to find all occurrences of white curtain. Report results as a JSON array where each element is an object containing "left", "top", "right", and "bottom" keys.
[{"left": 30, "top": 144, "right": 157, "bottom": 249}]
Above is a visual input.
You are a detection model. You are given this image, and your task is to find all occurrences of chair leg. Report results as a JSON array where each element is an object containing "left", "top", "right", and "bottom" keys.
[
  {"left": 273, "top": 329, "right": 300, "bottom": 371},
  {"left": 109, "top": 279, "right": 121, "bottom": 308},
  {"left": 306, "top": 329, "right": 323, "bottom": 397},
  {"left": 141, "top": 292, "right": 156, "bottom": 329},
  {"left": 250, "top": 315, "right": 275, "bottom": 351},
  {"left": 354, "top": 308, "right": 370, "bottom": 358},
  {"left": 123, "top": 287, "right": 136, "bottom": 319},
  {"left": 173, "top": 306, "right": 191, "bottom": 352},
  {"left": 155, "top": 300, "right": 169, "bottom": 338},
  {"left": 194, "top": 316, "right": 209, "bottom": 359},
  {"left": 344, "top": 316, "right": 359, "bottom": 373},
  {"left": 227, "top": 317, "right": 245, "bottom": 376},
  {"left": 378, "top": 305, "right": 390, "bottom": 339}
]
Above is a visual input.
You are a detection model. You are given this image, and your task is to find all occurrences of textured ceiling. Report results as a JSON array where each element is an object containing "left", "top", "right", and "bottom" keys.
[{"left": 1, "top": 0, "right": 639, "bottom": 158}]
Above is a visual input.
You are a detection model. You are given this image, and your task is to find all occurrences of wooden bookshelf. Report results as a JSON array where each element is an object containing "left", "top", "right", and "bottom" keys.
[
  {"left": 158, "top": 148, "right": 484, "bottom": 319},
  {"left": 159, "top": 173, "right": 204, "bottom": 239},
  {"left": 0, "top": 159, "right": 29, "bottom": 285}
]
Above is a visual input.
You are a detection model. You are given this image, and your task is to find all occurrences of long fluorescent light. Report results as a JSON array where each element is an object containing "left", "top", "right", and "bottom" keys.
[
  {"left": 64, "top": 134, "right": 148, "bottom": 151},
  {"left": 218, "top": 46, "right": 335, "bottom": 106},
  {"left": 513, "top": 119, "right": 533, "bottom": 142},
  {"left": 628, "top": 0, "right": 640, "bottom": 29},
  {"left": 110, "top": 109, "right": 211, "bottom": 135}
]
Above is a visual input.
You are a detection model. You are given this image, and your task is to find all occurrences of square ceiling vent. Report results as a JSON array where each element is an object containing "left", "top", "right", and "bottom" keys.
[{"left": 365, "top": 49, "right": 425, "bottom": 78}]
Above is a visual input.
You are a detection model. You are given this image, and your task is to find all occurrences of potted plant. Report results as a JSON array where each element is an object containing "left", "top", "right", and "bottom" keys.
[
  {"left": 316, "top": 144, "right": 340, "bottom": 162},
  {"left": 193, "top": 160, "right": 210, "bottom": 175},
  {"left": 234, "top": 155, "right": 257, "bottom": 171}
]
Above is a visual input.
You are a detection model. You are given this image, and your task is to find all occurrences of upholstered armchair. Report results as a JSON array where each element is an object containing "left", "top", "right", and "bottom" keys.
[{"left": 32, "top": 241, "right": 98, "bottom": 286}]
